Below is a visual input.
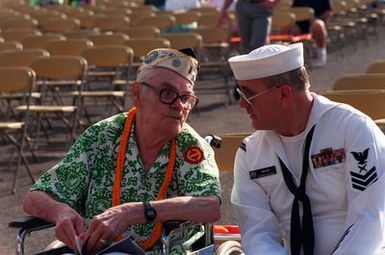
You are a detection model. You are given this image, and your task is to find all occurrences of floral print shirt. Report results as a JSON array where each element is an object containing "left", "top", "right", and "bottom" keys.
[{"left": 31, "top": 112, "right": 221, "bottom": 254}]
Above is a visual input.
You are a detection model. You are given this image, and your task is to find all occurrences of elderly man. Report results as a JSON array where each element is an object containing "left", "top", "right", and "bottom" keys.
[
  {"left": 23, "top": 48, "right": 221, "bottom": 254},
  {"left": 228, "top": 43, "right": 385, "bottom": 255}
]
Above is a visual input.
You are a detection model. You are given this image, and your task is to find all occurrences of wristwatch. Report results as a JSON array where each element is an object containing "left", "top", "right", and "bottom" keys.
[{"left": 143, "top": 201, "right": 157, "bottom": 223}]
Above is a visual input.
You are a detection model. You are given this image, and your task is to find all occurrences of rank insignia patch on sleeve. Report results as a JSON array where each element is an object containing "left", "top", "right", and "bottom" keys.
[{"left": 350, "top": 148, "right": 378, "bottom": 191}]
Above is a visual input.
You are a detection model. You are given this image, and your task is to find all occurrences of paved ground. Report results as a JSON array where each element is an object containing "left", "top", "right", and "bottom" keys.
[{"left": 1, "top": 29, "right": 385, "bottom": 254}]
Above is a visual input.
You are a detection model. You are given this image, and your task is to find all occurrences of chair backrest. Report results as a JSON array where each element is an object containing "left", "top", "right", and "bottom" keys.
[
  {"left": 63, "top": 30, "right": 99, "bottom": 39},
  {"left": 92, "top": 16, "right": 130, "bottom": 31},
  {"left": 212, "top": 133, "right": 250, "bottom": 172},
  {"left": 2, "top": 29, "right": 42, "bottom": 43},
  {"left": 128, "top": 11, "right": 156, "bottom": 26},
  {"left": 124, "top": 37, "right": 171, "bottom": 59},
  {"left": 322, "top": 90, "right": 385, "bottom": 120},
  {"left": 271, "top": 11, "right": 296, "bottom": 34},
  {"left": 366, "top": 60, "right": 385, "bottom": 73},
  {"left": 0, "top": 18, "right": 38, "bottom": 31},
  {"left": 174, "top": 12, "right": 201, "bottom": 26},
  {"left": 161, "top": 32, "right": 202, "bottom": 50},
  {"left": 197, "top": 13, "right": 220, "bottom": 28},
  {"left": 120, "top": 26, "right": 160, "bottom": 38},
  {"left": 0, "top": 49, "right": 50, "bottom": 67},
  {"left": 135, "top": 15, "right": 176, "bottom": 30},
  {"left": 40, "top": 18, "right": 81, "bottom": 33},
  {"left": 333, "top": 74, "right": 385, "bottom": 90},
  {"left": 192, "top": 27, "right": 229, "bottom": 44},
  {"left": 22, "top": 34, "right": 66, "bottom": 49},
  {"left": 87, "top": 33, "right": 129, "bottom": 46},
  {"left": 80, "top": 45, "right": 133, "bottom": 67},
  {"left": 289, "top": 7, "right": 314, "bottom": 22},
  {"left": 31, "top": 56, "right": 88, "bottom": 79},
  {"left": 0, "top": 41, "right": 23, "bottom": 52},
  {"left": 44, "top": 39, "right": 94, "bottom": 56},
  {"left": 0, "top": 66, "right": 36, "bottom": 93}
]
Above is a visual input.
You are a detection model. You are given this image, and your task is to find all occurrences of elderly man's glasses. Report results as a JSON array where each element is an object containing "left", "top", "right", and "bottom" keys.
[
  {"left": 140, "top": 82, "right": 199, "bottom": 110},
  {"left": 236, "top": 86, "right": 277, "bottom": 105}
]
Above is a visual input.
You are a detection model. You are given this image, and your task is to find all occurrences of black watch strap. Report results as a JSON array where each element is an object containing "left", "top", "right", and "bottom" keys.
[{"left": 143, "top": 201, "right": 157, "bottom": 223}]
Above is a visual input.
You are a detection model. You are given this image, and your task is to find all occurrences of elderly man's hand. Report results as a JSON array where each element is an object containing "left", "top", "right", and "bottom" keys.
[
  {"left": 54, "top": 207, "right": 85, "bottom": 252},
  {"left": 80, "top": 203, "right": 139, "bottom": 254}
]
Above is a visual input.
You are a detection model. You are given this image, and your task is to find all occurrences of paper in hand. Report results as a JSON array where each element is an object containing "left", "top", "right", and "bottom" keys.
[{"left": 75, "top": 235, "right": 84, "bottom": 255}]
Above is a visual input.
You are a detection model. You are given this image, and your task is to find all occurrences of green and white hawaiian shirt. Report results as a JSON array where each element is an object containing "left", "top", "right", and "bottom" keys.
[{"left": 31, "top": 112, "right": 221, "bottom": 254}]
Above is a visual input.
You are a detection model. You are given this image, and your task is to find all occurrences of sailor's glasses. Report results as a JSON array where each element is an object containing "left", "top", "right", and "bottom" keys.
[
  {"left": 236, "top": 86, "right": 278, "bottom": 105},
  {"left": 140, "top": 82, "right": 199, "bottom": 110}
]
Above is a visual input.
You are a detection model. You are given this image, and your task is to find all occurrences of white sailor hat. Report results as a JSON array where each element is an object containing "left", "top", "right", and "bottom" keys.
[{"left": 228, "top": 43, "right": 304, "bottom": 80}]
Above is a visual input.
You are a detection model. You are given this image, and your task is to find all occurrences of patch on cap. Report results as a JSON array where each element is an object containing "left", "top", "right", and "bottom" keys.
[
  {"left": 139, "top": 48, "right": 199, "bottom": 84},
  {"left": 228, "top": 43, "right": 304, "bottom": 80}
]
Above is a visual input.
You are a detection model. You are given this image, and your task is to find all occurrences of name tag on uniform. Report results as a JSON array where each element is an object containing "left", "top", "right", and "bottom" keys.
[{"left": 249, "top": 166, "right": 277, "bottom": 179}]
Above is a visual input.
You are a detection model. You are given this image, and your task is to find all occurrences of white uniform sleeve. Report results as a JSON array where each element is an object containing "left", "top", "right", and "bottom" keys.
[
  {"left": 231, "top": 146, "right": 288, "bottom": 255},
  {"left": 332, "top": 117, "right": 385, "bottom": 255}
]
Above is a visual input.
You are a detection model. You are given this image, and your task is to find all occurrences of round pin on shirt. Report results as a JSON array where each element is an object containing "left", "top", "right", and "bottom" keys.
[{"left": 184, "top": 146, "right": 204, "bottom": 164}]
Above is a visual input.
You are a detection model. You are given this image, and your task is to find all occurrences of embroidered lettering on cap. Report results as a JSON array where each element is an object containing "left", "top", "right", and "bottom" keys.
[
  {"left": 249, "top": 166, "right": 276, "bottom": 179},
  {"left": 311, "top": 147, "right": 345, "bottom": 169},
  {"left": 350, "top": 148, "right": 377, "bottom": 191}
]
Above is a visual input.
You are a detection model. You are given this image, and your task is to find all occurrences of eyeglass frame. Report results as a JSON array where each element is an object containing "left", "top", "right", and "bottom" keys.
[
  {"left": 139, "top": 81, "right": 199, "bottom": 110},
  {"left": 236, "top": 85, "right": 278, "bottom": 105}
]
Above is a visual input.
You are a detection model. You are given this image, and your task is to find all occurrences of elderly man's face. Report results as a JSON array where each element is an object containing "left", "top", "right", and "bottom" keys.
[{"left": 135, "top": 68, "right": 196, "bottom": 136}]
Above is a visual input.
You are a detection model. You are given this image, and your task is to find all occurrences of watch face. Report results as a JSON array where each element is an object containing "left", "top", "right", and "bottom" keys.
[{"left": 144, "top": 202, "right": 156, "bottom": 222}]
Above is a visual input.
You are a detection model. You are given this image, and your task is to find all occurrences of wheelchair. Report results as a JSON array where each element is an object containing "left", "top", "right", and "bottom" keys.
[
  {"left": 9, "top": 215, "right": 242, "bottom": 255},
  {"left": 9, "top": 135, "right": 245, "bottom": 255}
]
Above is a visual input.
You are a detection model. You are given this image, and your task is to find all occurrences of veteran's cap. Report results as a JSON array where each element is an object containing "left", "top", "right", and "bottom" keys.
[
  {"left": 228, "top": 43, "right": 304, "bottom": 80},
  {"left": 138, "top": 48, "right": 199, "bottom": 84}
]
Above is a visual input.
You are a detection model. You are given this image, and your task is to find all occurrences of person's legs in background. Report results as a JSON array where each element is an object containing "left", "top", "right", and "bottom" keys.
[{"left": 311, "top": 18, "right": 328, "bottom": 67}]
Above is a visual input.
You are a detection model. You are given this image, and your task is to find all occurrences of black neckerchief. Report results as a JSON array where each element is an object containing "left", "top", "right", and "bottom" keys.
[{"left": 278, "top": 125, "right": 316, "bottom": 255}]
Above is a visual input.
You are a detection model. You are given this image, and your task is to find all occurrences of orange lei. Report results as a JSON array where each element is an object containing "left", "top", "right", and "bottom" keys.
[{"left": 112, "top": 107, "right": 176, "bottom": 251}]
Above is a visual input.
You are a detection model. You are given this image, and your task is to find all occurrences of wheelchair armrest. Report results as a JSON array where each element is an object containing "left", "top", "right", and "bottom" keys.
[{"left": 9, "top": 215, "right": 54, "bottom": 233}]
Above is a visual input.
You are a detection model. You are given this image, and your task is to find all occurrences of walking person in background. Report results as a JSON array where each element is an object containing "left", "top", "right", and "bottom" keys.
[
  {"left": 218, "top": 0, "right": 281, "bottom": 54},
  {"left": 292, "top": 0, "right": 333, "bottom": 67},
  {"left": 228, "top": 42, "right": 385, "bottom": 254}
]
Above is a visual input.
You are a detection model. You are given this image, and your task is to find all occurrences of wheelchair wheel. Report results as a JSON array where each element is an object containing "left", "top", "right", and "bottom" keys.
[{"left": 215, "top": 240, "right": 243, "bottom": 255}]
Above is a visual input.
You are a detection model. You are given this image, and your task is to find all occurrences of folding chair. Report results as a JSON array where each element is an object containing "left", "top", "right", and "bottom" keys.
[
  {"left": 0, "top": 41, "right": 23, "bottom": 52},
  {"left": 191, "top": 27, "right": 233, "bottom": 104},
  {"left": 63, "top": 30, "right": 99, "bottom": 39},
  {"left": 161, "top": 32, "right": 202, "bottom": 50},
  {"left": 333, "top": 73, "right": 385, "bottom": 90},
  {"left": 0, "top": 49, "right": 50, "bottom": 67},
  {"left": 123, "top": 37, "right": 171, "bottom": 67},
  {"left": 92, "top": 16, "right": 130, "bottom": 32},
  {"left": 322, "top": 89, "right": 385, "bottom": 121},
  {"left": 172, "top": 11, "right": 201, "bottom": 32},
  {"left": 2, "top": 29, "right": 42, "bottom": 43},
  {"left": 134, "top": 15, "right": 176, "bottom": 33},
  {"left": 21, "top": 34, "right": 66, "bottom": 49},
  {"left": 44, "top": 38, "right": 94, "bottom": 56},
  {"left": 0, "top": 17, "right": 38, "bottom": 31},
  {"left": 40, "top": 17, "right": 81, "bottom": 33},
  {"left": 119, "top": 26, "right": 160, "bottom": 38},
  {"left": 128, "top": 11, "right": 156, "bottom": 26},
  {"left": 87, "top": 32, "right": 129, "bottom": 46},
  {"left": 78, "top": 45, "right": 134, "bottom": 120},
  {"left": 0, "top": 67, "right": 36, "bottom": 193},
  {"left": 15, "top": 56, "right": 88, "bottom": 147},
  {"left": 366, "top": 60, "right": 385, "bottom": 73}
]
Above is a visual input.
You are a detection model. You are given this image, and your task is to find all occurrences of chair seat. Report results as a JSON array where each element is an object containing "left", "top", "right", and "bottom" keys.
[
  {"left": 0, "top": 121, "right": 24, "bottom": 129},
  {"left": 15, "top": 105, "right": 76, "bottom": 113},
  {"left": 70, "top": 91, "right": 125, "bottom": 97}
]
